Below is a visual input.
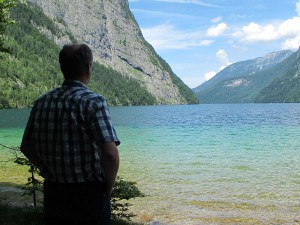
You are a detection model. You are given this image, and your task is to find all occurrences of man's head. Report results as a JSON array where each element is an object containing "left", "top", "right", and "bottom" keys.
[{"left": 59, "top": 44, "right": 93, "bottom": 83}]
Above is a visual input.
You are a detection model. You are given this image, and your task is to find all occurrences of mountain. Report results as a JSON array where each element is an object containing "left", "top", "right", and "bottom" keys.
[
  {"left": 193, "top": 50, "right": 293, "bottom": 103},
  {"left": 0, "top": 0, "right": 198, "bottom": 108},
  {"left": 255, "top": 48, "right": 300, "bottom": 103}
]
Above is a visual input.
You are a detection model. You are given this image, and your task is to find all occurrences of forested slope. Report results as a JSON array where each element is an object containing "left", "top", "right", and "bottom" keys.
[
  {"left": 0, "top": 2, "right": 157, "bottom": 108},
  {"left": 255, "top": 50, "right": 300, "bottom": 103}
]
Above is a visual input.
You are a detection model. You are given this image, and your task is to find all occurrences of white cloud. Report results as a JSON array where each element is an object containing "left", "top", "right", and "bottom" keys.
[
  {"left": 232, "top": 1, "right": 300, "bottom": 48},
  {"left": 132, "top": 8, "right": 206, "bottom": 20},
  {"left": 278, "top": 17, "right": 300, "bottom": 37},
  {"left": 211, "top": 16, "right": 222, "bottom": 23},
  {"left": 199, "top": 40, "right": 214, "bottom": 46},
  {"left": 233, "top": 22, "right": 278, "bottom": 42},
  {"left": 216, "top": 49, "right": 231, "bottom": 66},
  {"left": 141, "top": 24, "right": 214, "bottom": 50},
  {"left": 155, "top": 0, "right": 219, "bottom": 7},
  {"left": 282, "top": 35, "right": 300, "bottom": 50},
  {"left": 204, "top": 71, "right": 217, "bottom": 81},
  {"left": 219, "top": 65, "right": 227, "bottom": 71},
  {"left": 202, "top": 49, "right": 232, "bottom": 82},
  {"left": 297, "top": 0, "right": 300, "bottom": 16},
  {"left": 207, "top": 23, "right": 228, "bottom": 37}
]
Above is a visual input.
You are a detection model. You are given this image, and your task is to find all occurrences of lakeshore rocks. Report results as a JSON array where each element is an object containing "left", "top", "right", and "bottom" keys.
[{"left": 150, "top": 221, "right": 160, "bottom": 225}]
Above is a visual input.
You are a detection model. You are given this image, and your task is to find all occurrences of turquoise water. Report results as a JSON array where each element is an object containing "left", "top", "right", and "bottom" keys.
[{"left": 1, "top": 104, "right": 300, "bottom": 224}]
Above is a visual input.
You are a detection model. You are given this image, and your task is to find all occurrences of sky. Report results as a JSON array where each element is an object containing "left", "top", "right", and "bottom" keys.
[{"left": 128, "top": 0, "right": 300, "bottom": 88}]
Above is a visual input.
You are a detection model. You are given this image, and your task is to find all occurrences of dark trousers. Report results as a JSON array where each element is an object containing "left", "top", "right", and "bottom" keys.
[{"left": 44, "top": 180, "right": 111, "bottom": 225}]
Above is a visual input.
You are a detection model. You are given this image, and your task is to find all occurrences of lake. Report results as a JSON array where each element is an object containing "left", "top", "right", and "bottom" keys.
[{"left": 0, "top": 104, "right": 300, "bottom": 224}]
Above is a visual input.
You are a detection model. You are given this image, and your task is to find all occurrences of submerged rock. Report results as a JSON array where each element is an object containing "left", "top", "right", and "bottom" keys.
[{"left": 150, "top": 221, "right": 160, "bottom": 225}]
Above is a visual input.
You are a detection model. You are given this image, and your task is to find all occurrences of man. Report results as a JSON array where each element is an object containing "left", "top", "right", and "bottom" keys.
[{"left": 21, "top": 43, "right": 120, "bottom": 225}]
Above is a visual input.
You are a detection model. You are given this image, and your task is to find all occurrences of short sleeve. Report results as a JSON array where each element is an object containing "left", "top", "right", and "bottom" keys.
[{"left": 89, "top": 98, "right": 120, "bottom": 146}]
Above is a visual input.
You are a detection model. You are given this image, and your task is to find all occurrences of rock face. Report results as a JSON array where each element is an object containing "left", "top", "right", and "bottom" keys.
[{"left": 27, "top": 0, "right": 187, "bottom": 104}]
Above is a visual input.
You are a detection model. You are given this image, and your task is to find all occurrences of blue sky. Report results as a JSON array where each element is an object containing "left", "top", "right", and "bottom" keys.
[{"left": 128, "top": 0, "right": 300, "bottom": 88}]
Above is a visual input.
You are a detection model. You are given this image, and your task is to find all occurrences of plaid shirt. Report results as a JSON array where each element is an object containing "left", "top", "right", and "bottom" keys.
[{"left": 22, "top": 80, "right": 120, "bottom": 183}]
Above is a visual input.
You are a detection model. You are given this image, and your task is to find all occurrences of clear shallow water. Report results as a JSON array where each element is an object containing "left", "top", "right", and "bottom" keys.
[{"left": 1, "top": 104, "right": 300, "bottom": 224}]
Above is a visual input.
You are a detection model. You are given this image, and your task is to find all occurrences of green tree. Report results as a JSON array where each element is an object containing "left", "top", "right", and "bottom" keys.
[{"left": 0, "top": 0, "right": 15, "bottom": 52}]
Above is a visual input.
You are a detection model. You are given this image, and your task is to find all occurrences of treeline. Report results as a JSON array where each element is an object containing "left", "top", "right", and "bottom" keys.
[
  {"left": 0, "top": 1, "right": 157, "bottom": 108},
  {"left": 90, "top": 64, "right": 156, "bottom": 106}
]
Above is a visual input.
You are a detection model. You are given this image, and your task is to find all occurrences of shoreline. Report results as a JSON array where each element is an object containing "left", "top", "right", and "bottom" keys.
[
  {"left": 1, "top": 155, "right": 300, "bottom": 225},
  {"left": 1, "top": 181, "right": 300, "bottom": 225}
]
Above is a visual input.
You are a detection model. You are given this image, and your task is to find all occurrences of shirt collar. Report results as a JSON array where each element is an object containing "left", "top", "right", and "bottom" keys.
[{"left": 62, "top": 80, "right": 88, "bottom": 89}]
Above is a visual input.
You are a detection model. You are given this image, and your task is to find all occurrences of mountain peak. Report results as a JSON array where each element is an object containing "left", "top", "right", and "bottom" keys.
[{"left": 254, "top": 50, "right": 293, "bottom": 67}]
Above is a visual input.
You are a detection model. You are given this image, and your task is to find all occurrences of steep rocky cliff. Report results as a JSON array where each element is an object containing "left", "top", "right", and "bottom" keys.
[{"left": 27, "top": 0, "right": 196, "bottom": 104}]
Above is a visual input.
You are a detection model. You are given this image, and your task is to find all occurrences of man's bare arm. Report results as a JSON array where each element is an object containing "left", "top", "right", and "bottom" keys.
[{"left": 101, "top": 141, "right": 119, "bottom": 196}]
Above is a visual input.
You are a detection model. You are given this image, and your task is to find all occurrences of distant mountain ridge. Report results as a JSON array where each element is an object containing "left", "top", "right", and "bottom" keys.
[
  {"left": 193, "top": 50, "right": 297, "bottom": 103},
  {"left": 194, "top": 50, "right": 292, "bottom": 93}
]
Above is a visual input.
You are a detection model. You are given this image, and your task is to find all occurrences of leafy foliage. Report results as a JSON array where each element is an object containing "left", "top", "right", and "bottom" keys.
[
  {"left": 0, "top": 0, "right": 16, "bottom": 52},
  {"left": 111, "top": 177, "right": 145, "bottom": 220},
  {"left": 2, "top": 143, "right": 43, "bottom": 207}
]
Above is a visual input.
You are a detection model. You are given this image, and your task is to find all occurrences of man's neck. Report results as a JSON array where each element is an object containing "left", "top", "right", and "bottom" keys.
[
  {"left": 64, "top": 79, "right": 87, "bottom": 87},
  {"left": 66, "top": 77, "right": 88, "bottom": 85}
]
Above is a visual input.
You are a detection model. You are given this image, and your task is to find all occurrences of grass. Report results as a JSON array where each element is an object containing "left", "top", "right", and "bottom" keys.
[{"left": 0, "top": 202, "right": 144, "bottom": 225}]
